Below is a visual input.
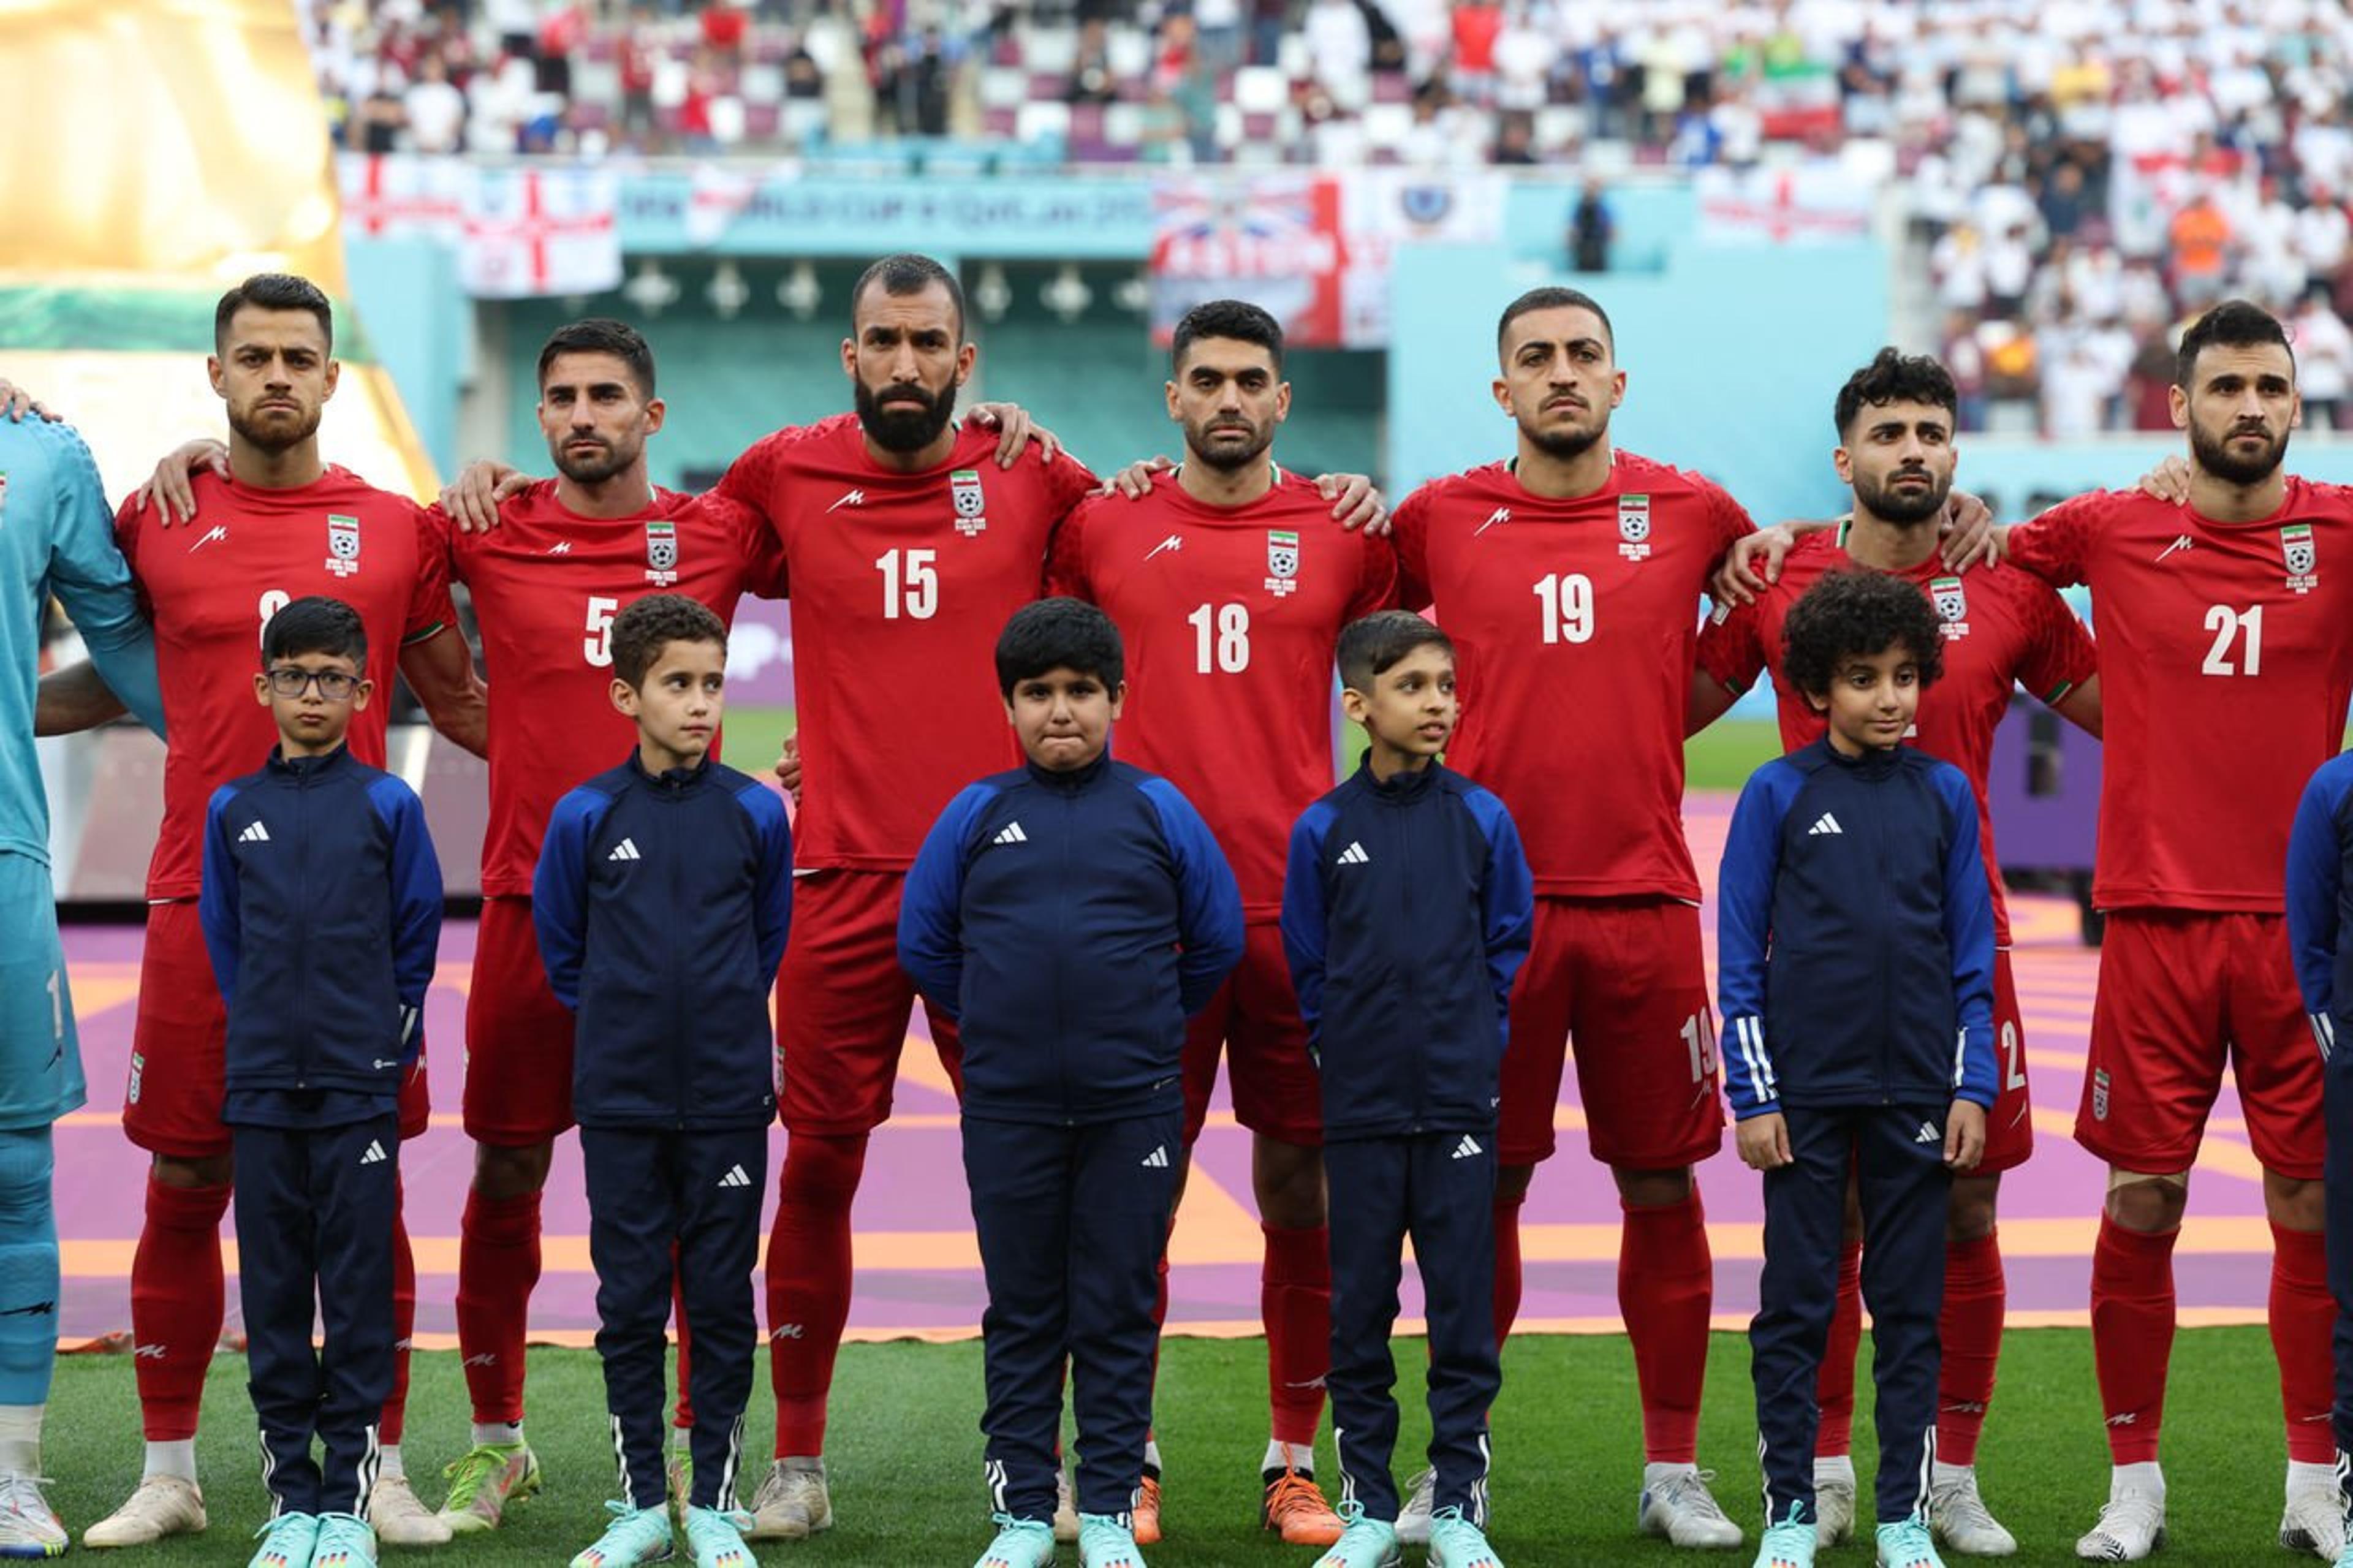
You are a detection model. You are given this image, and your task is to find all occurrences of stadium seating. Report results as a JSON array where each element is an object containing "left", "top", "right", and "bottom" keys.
[{"left": 314, "top": 0, "right": 2353, "bottom": 438}]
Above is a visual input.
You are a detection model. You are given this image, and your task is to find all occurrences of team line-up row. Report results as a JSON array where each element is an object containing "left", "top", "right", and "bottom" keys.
[{"left": 5, "top": 264, "right": 2351, "bottom": 1568}]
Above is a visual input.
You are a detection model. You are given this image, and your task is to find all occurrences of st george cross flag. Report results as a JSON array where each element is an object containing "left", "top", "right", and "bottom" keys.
[{"left": 458, "top": 165, "right": 621, "bottom": 298}]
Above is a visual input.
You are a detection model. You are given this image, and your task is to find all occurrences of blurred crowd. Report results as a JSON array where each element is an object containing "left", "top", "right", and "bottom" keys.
[{"left": 311, "top": 0, "right": 2353, "bottom": 438}]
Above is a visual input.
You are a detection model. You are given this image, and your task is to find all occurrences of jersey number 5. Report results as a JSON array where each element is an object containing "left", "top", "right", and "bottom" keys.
[{"left": 584, "top": 596, "right": 620, "bottom": 667}]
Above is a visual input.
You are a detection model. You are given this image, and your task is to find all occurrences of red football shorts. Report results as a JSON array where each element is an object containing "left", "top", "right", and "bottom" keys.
[
  {"left": 1498, "top": 896, "right": 1723, "bottom": 1170},
  {"left": 462, "top": 895, "right": 577, "bottom": 1146},
  {"left": 126, "top": 900, "right": 428, "bottom": 1158},
  {"left": 1978, "top": 949, "right": 2034, "bottom": 1175},
  {"left": 1181, "top": 920, "right": 1320, "bottom": 1148},
  {"left": 775, "top": 869, "right": 962, "bottom": 1137},
  {"left": 2075, "top": 909, "right": 2321, "bottom": 1179}
]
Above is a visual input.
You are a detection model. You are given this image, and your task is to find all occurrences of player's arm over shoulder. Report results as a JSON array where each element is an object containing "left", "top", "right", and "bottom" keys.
[
  {"left": 1044, "top": 489, "right": 1122, "bottom": 599},
  {"left": 2003, "top": 489, "right": 2124, "bottom": 586},
  {"left": 1676, "top": 465, "right": 1758, "bottom": 552},
  {"left": 1386, "top": 479, "right": 1451, "bottom": 611},
  {"left": 711, "top": 417, "right": 851, "bottom": 515}
]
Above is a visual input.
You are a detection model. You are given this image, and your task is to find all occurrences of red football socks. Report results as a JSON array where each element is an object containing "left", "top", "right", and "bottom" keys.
[
  {"left": 384, "top": 1192, "right": 415, "bottom": 1445},
  {"left": 1936, "top": 1230, "right": 2007, "bottom": 1466},
  {"left": 1262, "top": 1224, "right": 1331, "bottom": 1448},
  {"left": 672, "top": 1265, "right": 695, "bottom": 1431},
  {"left": 2090, "top": 1213, "right": 2178, "bottom": 1465},
  {"left": 456, "top": 1187, "right": 542, "bottom": 1426},
  {"left": 767, "top": 1132, "right": 868, "bottom": 1457},
  {"left": 2270, "top": 1221, "right": 2335, "bottom": 1463},
  {"left": 1621, "top": 1189, "right": 1711, "bottom": 1464},
  {"left": 130, "top": 1176, "right": 229, "bottom": 1441},
  {"left": 1814, "top": 1240, "right": 1865, "bottom": 1455},
  {"left": 1491, "top": 1191, "right": 1526, "bottom": 1347}
]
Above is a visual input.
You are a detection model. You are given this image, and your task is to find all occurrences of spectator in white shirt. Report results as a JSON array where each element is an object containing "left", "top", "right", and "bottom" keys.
[
  {"left": 1305, "top": 0, "right": 1372, "bottom": 111},
  {"left": 2292, "top": 287, "right": 2353, "bottom": 430},
  {"left": 404, "top": 52, "right": 468, "bottom": 154}
]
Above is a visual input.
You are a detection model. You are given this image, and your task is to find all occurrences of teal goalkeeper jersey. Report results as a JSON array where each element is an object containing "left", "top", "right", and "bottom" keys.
[{"left": 0, "top": 415, "right": 163, "bottom": 865}]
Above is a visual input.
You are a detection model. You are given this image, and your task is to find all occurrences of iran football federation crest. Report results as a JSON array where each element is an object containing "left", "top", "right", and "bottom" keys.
[
  {"left": 1264, "top": 529, "right": 1300, "bottom": 597},
  {"left": 1618, "top": 493, "right": 1652, "bottom": 561},
  {"left": 325, "top": 513, "right": 362, "bottom": 577},
  {"left": 1930, "top": 575, "right": 1970, "bottom": 639},
  {"left": 2283, "top": 523, "right": 2319, "bottom": 594},
  {"left": 643, "top": 519, "right": 678, "bottom": 586},
  {"left": 950, "top": 469, "right": 987, "bottom": 537}
]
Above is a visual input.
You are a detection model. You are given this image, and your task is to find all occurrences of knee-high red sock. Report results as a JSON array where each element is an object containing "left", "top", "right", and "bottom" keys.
[
  {"left": 2271, "top": 1221, "right": 2335, "bottom": 1463},
  {"left": 1620, "top": 1189, "right": 1712, "bottom": 1464},
  {"left": 456, "top": 1188, "right": 542, "bottom": 1426},
  {"left": 767, "top": 1132, "right": 868, "bottom": 1458},
  {"left": 1492, "top": 1191, "right": 1526, "bottom": 1349},
  {"left": 2090, "top": 1213, "right": 2177, "bottom": 1465},
  {"left": 131, "top": 1176, "right": 229, "bottom": 1442},
  {"left": 1814, "top": 1240, "right": 1864, "bottom": 1456},
  {"left": 1936, "top": 1230, "right": 2007, "bottom": 1466},
  {"left": 673, "top": 1259, "right": 695, "bottom": 1431},
  {"left": 1263, "top": 1224, "right": 1331, "bottom": 1449},
  {"left": 383, "top": 1191, "right": 415, "bottom": 1445}
]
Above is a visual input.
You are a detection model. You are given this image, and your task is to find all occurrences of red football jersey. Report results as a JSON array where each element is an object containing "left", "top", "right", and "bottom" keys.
[
  {"left": 1046, "top": 470, "right": 1398, "bottom": 917},
  {"left": 1391, "top": 452, "right": 1753, "bottom": 898},
  {"left": 1696, "top": 526, "right": 2097, "bottom": 943},
  {"left": 715, "top": 414, "right": 1099, "bottom": 869},
  {"left": 118, "top": 468, "right": 457, "bottom": 900},
  {"left": 441, "top": 481, "right": 789, "bottom": 897},
  {"left": 2008, "top": 480, "right": 2353, "bottom": 912}
]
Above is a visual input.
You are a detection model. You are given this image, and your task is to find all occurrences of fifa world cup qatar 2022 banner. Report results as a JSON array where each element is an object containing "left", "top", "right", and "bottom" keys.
[{"left": 1149, "top": 172, "right": 1505, "bottom": 350}]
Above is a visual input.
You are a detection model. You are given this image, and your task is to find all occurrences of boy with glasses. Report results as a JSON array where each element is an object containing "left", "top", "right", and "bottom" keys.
[{"left": 199, "top": 596, "right": 445, "bottom": 1568}]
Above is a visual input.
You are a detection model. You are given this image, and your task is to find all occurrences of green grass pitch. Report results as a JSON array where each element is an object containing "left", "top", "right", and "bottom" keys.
[{"left": 47, "top": 1328, "right": 2302, "bottom": 1565}]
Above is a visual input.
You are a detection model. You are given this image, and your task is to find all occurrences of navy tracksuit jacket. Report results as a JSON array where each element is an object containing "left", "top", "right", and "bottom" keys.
[
  {"left": 2286, "top": 751, "right": 2353, "bottom": 1480},
  {"left": 1717, "top": 738, "right": 1995, "bottom": 1529},
  {"left": 1281, "top": 757, "right": 1533, "bottom": 1528},
  {"left": 899, "top": 748, "right": 1243, "bottom": 1525},
  {"left": 200, "top": 744, "right": 442, "bottom": 1518},
  {"left": 536, "top": 752, "right": 792, "bottom": 1512}
]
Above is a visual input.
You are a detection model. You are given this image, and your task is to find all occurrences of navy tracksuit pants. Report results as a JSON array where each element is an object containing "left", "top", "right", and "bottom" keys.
[
  {"left": 2322, "top": 1023, "right": 2353, "bottom": 1496},
  {"left": 230, "top": 1112, "right": 400, "bottom": 1518},
  {"left": 1752, "top": 1105, "right": 1952, "bottom": 1528},
  {"left": 581, "top": 1124, "right": 767, "bottom": 1511},
  {"left": 1325, "top": 1131, "right": 1500, "bottom": 1526},
  {"left": 962, "top": 1108, "right": 1182, "bottom": 1524}
]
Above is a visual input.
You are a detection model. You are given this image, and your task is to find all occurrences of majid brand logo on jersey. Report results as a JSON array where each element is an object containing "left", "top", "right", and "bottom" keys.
[
  {"left": 325, "top": 514, "right": 362, "bottom": 577},
  {"left": 1618, "top": 493, "right": 1652, "bottom": 561},
  {"left": 950, "top": 469, "right": 988, "bottom": 537},
  {"left": 643, "top": 519, "right": 678, "bottom": 586},
  {"left": 2283, "top": 523, "right": 2319, "bottom": 594},
  {"left": 1931, "top": 576, "right": 1971, "bottom": 639},
  {"left": 1264, "top": 529, "right": 1300, "bottom": 597}
]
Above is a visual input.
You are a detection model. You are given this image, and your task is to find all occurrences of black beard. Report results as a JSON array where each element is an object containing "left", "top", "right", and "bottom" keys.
[
  {"left": 1188, "top": 422, "right": 1271, "bottom": 472},
  {"left": 228, "top": 403, "right": 321, "bottom": 455},
  {"left": 855, "top": 379, "right": 957, "bottom": 453},
  {"left": 1523, "top": 419, "right": 1604, "bottom": 461},
  {"left": 555, "top": 439, "right": 634, "bottom": 485},
  {"left": 1852, "top": 469, "right": 1952, "bottom": 525},
  {"left": 2189, "top": 420, "right": 2290, "bottom": 487}
]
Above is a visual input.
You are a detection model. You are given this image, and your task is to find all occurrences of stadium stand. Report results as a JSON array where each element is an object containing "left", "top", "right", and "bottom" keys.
[{"left": 312, "top": 0, "right": 2353, "bottom": 441}]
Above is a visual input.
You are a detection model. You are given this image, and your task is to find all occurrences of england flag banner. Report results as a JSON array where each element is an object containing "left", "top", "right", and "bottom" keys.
[{"left": 460, "top": 165, "right": 622, "bottom": 299}]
